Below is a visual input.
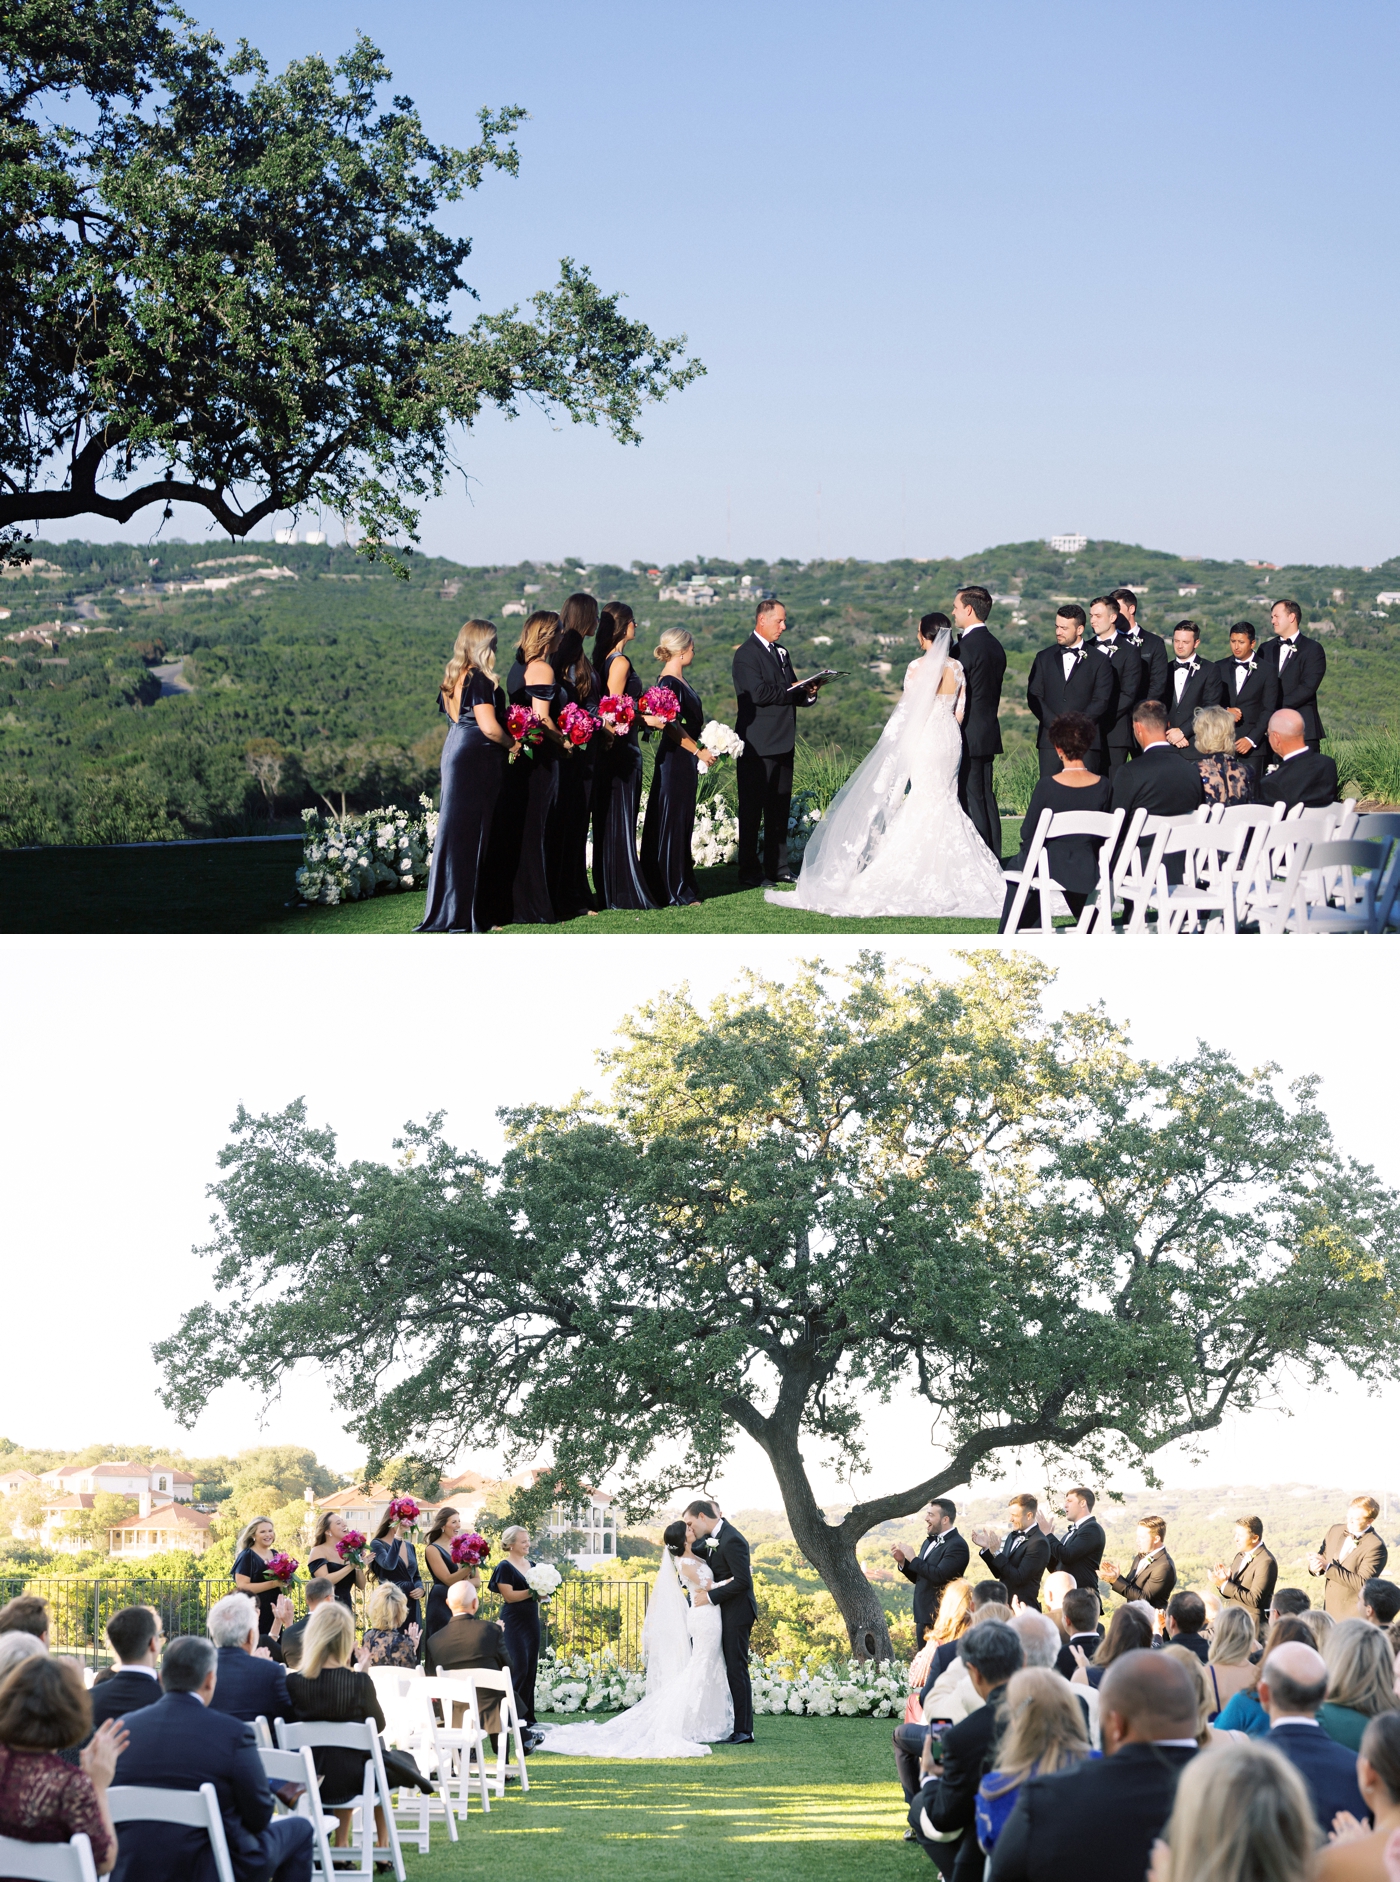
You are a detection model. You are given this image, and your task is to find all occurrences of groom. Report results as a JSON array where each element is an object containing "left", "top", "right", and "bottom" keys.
[{"left": 685, "top": 1499, "right": 757, "bottom": 1743}]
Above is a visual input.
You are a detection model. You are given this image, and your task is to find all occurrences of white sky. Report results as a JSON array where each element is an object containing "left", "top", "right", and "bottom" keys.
[{"left": 4, "top": 936, "right": 1397, "bottom": 1514}]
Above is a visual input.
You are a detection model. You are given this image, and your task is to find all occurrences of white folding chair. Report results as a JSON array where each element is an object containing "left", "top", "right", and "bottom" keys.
[
  {"left": 1276, "top": 840, "right": 1397, "bottom": 933},
  {"left": 1354, "top": 814, "right": 1400, "bottom": 927},
  {"left": 1000, "top": 807, "right": 1124, "bottom": 934},
  {"left": 1114, "top": 808, "right": 1209, "bottom": 931},
  {"left": 276, "top": 1719, "right": 407, "bottom": 1881},
  {"left": 0, "top": 1834, "right": 98, "bottom": 1882},
  {"left": 442, "top": 1667, "right": 530, "bottom": 1797},
  {"left": 253, "top": 1714, "right": 274, "bottom": 1749},
  {"left": 414, "top": 1675, "right": 492, "bottom": 1824},
  {"left": 106, "top": 1783, "right": 235, "bottom": 1882},
  {"left": 258, "top": 1743, "right": 338, "bottom": 1878},
  {"left": 1239, "top": 802, "right": 1355, "bottom": 927},
  {"left": 1146, "top": 806, "right": 1284, "bottom": 933}
]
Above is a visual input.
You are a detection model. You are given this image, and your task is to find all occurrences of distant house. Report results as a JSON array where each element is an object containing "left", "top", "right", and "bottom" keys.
[
  {"left": 501, "top": 602, "right": 527, "bottom": 616},
  {"left": 40, "top": 1462, "right": 195, "bottom": 1502},
  {"left": 316, "top": 1466, "right": 619, "bottom": 1569},
  {"left": 1048, "top": 534, "right": 1087, "bottom": 554},
  {"left": 0, "top": 1466, "right": 39, "bottom": 1498},
  {"left": 1178, "top": 584, "right": 1201, "bottom": 597},
  {"left": 107, "top": 1496, "right": 214, "bottom": 1559},
  {"left": 1376, "top": 592, "right": 1400, "bottom": 607},
  {"left": 659, "top": 578, "right": 719, "bottom": 607}
]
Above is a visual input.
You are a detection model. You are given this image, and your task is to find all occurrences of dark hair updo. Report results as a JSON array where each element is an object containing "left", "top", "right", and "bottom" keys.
[{"left": 663, "top": 1521, "right": 688, "bottom": 1556}]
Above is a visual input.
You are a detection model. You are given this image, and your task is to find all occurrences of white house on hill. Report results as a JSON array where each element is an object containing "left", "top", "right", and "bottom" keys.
[
  {"left": 316, "top": 1467, "right": 619, "bottom": 1568},
  {"left": 40, "top": 1462, "right": 195, "bottom": 1501}
]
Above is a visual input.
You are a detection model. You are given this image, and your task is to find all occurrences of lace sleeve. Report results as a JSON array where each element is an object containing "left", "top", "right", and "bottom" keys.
[{"left": 677, "top": 1558, "right": 713, "bottom": 1592}]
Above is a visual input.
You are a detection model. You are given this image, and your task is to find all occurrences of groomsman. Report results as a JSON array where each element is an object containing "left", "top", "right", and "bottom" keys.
[
  {"left": 1101, "top": 1516, "right": 1177, "bottom": 1615},
  {"left": 1164, "top": 621, "right": 1226, "bottom": 750},
  {"left": 1258, "top": 599, "right": 1327, "bottom": 749},
  {"left": 1257, "top": 710, "right": 1340, "bottom": 811},
  {"left": 1308, "top": 1495, "right": 1388, "bottom": 1619},
  {"left": 892, "top": 1499, "right": 971, "bottom": 1649},
  {"left": 1217, "top": 622, "right": 1279, "bottom": 772},
  {"left": 1212, "top": 1516, "right": 1278, "bottom": 1634},
  {"left": 1036, "top": 1486, "right": 1105, "bottom": 1590},
  {"left": 1089, "top": 598, "right": 1144, "bottom": 776},
  {"left": 972, "top": 1493, "right": 1052, "bottom": 1611},
  {"left": 951, "top": 587, "right": 1007, "bottom": 859},
  {"left": 1027, "top": 607, "right": 1114, "bottom": 776},
  {"left": 1110, "top": 586, "right": 1170, "bottom": 710}
]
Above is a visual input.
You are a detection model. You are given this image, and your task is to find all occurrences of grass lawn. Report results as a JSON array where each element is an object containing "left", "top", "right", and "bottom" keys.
[{"left": 401, "top": 1715, "right": 910, "bottom": 1882}]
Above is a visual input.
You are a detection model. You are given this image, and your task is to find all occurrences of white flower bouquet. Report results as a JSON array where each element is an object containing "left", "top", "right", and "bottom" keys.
[
  {"left": 532, "top": 1648, "right": 906, "bottom": 1718},
  {"left": 295, "top": 795, "right": 436, "bottom": 906},
  {"left": 697, "top": 720, "right": 744, "bottom": 773},
  {"left": 633, "top": 790, "right": 740, "bottom": 869},
  {"left": 525, "top": 1561, "right": 563, "bottom": 1605}
]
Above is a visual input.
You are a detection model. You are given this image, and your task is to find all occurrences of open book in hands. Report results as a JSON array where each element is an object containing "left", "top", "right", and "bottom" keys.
[{"left": 786, "top": 668, "right": 840, "bottom": 696}]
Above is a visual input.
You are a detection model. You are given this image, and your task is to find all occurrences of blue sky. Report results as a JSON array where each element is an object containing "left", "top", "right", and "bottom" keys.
[{"left": 73, "top": 2, "right": 1400, "bottom": 565}]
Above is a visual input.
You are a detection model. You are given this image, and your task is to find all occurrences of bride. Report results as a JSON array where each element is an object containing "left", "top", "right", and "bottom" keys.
[
  {"left": 533, "top": 1522, "right": 733, "bottom": 1758},
  {"left": 768, "top": 621, "right": 1007, "bottom": 919}
]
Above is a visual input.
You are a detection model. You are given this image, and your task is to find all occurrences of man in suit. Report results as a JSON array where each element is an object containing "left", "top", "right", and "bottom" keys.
[
  {"left": 112, "top": 1633, "right": 313, "bottom": 1882},
  {"left": 971, "top": 1494, "right": 1052, "bottom": 1612},
  {"left": 1163, "top": 620, "right": 1226, "bottom": 751},
  {"left": 277, "top": 1575, "right": 333, "bottom": 1671},
  {"left": 1162, "top": 1591, "right": 1209, "bottom": 1664},
  {"left": 1257, "top": 709, "right": 1341, "bottom": 811},
  {"left": 425, "top": 1579, "right": 509, "bottom": 1737},
  {"left": 912, "top": 1619, "right": 1023, "bottom": 1879},
  {"left": 206, "top": 1591, "right": 294, "bottom": 1726},
  {"left": 1102, "top": 1516, "right": 1177, "bottom": 1616},
  {"left": 989, "top": 1650, "right": 1199, "bottom": 1882},
  {"left": 1259, "top": 598, "right": 1327, "bottom": 748},
  {"left": 1054, "top": 1587, "right": 1104, "bottom": 1680},
  {"left": 1035, "top": 1484, "right": 1105, "bottom": 1591},
  {"left": 1308, "top": 1495, "right": 1388, "bottom": 1619},
  {"left": 1361, "top": 1578, "right": 1400, "bottom": 1628},
  {"left": 1218, "top": 621, "right": 1279, "bottom": 773},
  {"left": 1026, "top": 606, "right": 1115, "bottom": 776},
  {"left": 1260, "top": 1640, "right": 1367, "bottom": 1830},
  {"left": 1212, "top": 1515, "right": 1278, "bottom": 1634},
  {"left": 893, "top": 1499, "right": 971, "bottom": 1649},
  {"left": 732, "top": 598, "right": 820, "bottom": 887},
  {"left": 1110, "top": 702, "right": 1206, "bottom": 911},
  {"left": 1111, "top": 587, "right": 1170, "bottom": 713},
  {"left": 685, "top": 1499, "right": 758, "bottom": 1743},
  {"left": 950, "top": 587, "right": 1007, "bottom": 858},
  {"left": 1088, "top": 598, "right": 1144, "bottom": 776},
  {"left": 90, "top": 1605, "right": 165, "bottom": 1730}
]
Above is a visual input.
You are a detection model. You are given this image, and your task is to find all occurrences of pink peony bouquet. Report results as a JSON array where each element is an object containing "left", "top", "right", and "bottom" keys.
[
  {"left": 505, "top": 705, "right": 545, "bottom": 760},
  {"left": 385, "top": 1496, "right": 421, "bottom": 1531},
  {"left": 336, "top": 1530, "right": 369, "bottom": 1567},
  {"left": 638, "top": 685, "right": 679, "bottom": 723},
  {"left": 558, "top": 702, "right": 598, "bottom": 747},
  {"left": 265, "top": 1551, "right": 299, "bottom": 1582},
  {"left": 598, "top": 694, "right": 636, "bottom": 732},
  {"left": 450, "top": 1532, "right": 491, "bottom": 1568}
]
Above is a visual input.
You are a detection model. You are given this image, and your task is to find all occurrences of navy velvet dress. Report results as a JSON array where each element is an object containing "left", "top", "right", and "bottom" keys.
[
  {"left": 591, "top": 654, "right": 655, "bottom": 910},
  {"left": 510, "top": 674, "right": 561, "bottom": 925},
  {"left": 640, "top": 674, "right": 703, "bottom": 907},
  {"left": 487, "top": 1559, "right": 540, "bottom": 1724},
  {"left": 370, "top": 1536, "right": 423, "bottom": 1634},
  {"left": 551, "top": 666, "right": 598, "bottom": 919},
  {"left": 232, "top": 1548, "right": 284, "bottom": 1637},
  {"left": 417, "top": 672, "right": 507, "bottom": 933}
]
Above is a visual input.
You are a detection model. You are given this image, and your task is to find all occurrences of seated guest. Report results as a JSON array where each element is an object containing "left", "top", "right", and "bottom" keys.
[
  {"left": 424, "top": 1580, "right": 509, "bottom": 1739},
  {"left": 1159, "top": 1645, "right": 1214, "bottom": 1747},
  {"left": 90, "top": 1607, "right": 164, "bottom": 1729},
  {"left": 972, "top": 1496, "right": 1052, "bottom": 1612},
  {"left": 362, "top": 1583, "right": 421, "bottom": 1670},
  {"left": 0, "top": 1631, "right": 46, "bottom": 1684},
  {"left": 1212, "top": 1515, "right": 1277, "bottom": 1636},
  {"left": 1203, "top": 1606, "right": 1258, "bottom": 1718},
  {"left": 1054, "top": 1588, "right": 1103, "bottom": 1681},
  {"left": 1360, "top": 1579, "right": 1400, "bottom": 1629},
  {"left": 1305, "top": 1609, "right": 1337, "bottom": 1654},
  {"left": 912, "top": 1584, "right": 1014, "bottom": 1758},
  {"left": 1309, "top": 1497, "right": 1388, "bottom": 1620},
  {"left": 987, "top": 1651, "right": 1199, "bottom": 1882},
  {"left": 206, "top": 1591, "right": 293, "bottom": 1726},
  {"left": 0, "top": 1655, "right": 123, "bottom": 1876},
  {"left": 1213, "top": 1614, "right": 1317, "bottom": 1738},
  {"left": 278, "top": 1573, "right": 334, "bottom": 1671},
  {"left": 911, "top": 1621, "right": 1023, "bottom": 1873},
  {"left": 1102, "top": 1516, "right": 1177, "bottom": 1615},
  {"left": 1151, "top": 1738, "right": 1316, "bottom": 1882},
  {"left": 1316, "top": 1711, "right": 1400, "bottom": 1882},
  {"left": 1111, "top": 703, "right": 1205, "bottom": 908},
  {"left": 1070, "top": 1604, "right": 1153, "bottom": 1691},
  {"left": 1164, "top": 621, "right": 1226, "bottom": 750},
  {"left": 1272, "top": 1587, "right": 1313, "bottom": 1624},
  {"left": 1009, "top": 1612, "right": 1063, "bottom": 1674},
  {"left": 976, "top": 1669, "right": 1093, "bottom": 1858},
  {"left": 1259, "top": 1640, "right": 1367, "bottom": 1833},
  {"left": 999, "top": 712, "right": 1113, "bottom": 932},
  {"left": 111, "top": 1634, "right": 310, "bottom": 1882},
  {"left": 895, "top": 1579, "right": 976, "bottom": 1806},
  {"left": 1193, "top": 704, "right": 1256, "bottom": 804},
  {"left": 0, "top": 1594, "right": 52, "bottom": 1646},
  {"left": 1258, "top": 708, "right": 1341, "bottom": 811},
  {"left": 1317, "top": 1619, "right": 1398, "bottom": 1752},
  {"left": 1162, "top": 1592, "right": 1209, "bottom": 1664}
]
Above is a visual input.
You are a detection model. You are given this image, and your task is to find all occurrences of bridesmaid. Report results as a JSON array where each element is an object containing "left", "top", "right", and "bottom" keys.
[
  {"left": 422, "top": 1506, "right": 478, "bottom": 1649},
  {"left": 369, "top": 1508, "right": 425, "bottom": 1634},
  {"left": 552, "top": 593, "right": 602, "bottom": 918},
  {"left": 417, "top": 619, "right": 515, "bottom": 933},
  {"left": 306, "top": 1510, "right": 365, "bottom": 1611},
  {"left": 590, "top": 601, "right": 656, "bottom": 910},
  {"left": 232, "top": 1517, "right": 293, "bottom": 1638},
  {"left": 508, "top": 610, "right": 565, "bottom": 925},
  {"left": 488, "top": 1525, "right": 542, "bottom": 1730},
  {"left": 640, "top": 627, "right": 716, "bottom": 908}
]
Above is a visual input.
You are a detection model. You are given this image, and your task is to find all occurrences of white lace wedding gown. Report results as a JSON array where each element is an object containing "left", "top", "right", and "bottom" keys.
[
  {"left": 533, "top": 1553, "right": 733, "bottom": 1758},
  {"left": 769, "top": 630, "right": 1007, "bottom": 919}
]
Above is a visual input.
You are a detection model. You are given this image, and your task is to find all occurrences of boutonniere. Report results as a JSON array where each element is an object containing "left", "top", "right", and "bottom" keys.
[{"left": 703, "top": 1536, "right": 718, "bottom": 1550}]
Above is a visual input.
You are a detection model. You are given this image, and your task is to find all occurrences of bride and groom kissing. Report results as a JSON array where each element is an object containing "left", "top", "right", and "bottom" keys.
[{"left": 535, "top": 1499, "right": 758, "bottom": 1759}]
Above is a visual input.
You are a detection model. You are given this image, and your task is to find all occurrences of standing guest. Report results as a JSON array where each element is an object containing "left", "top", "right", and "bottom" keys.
[
  {"left": 0, "top": 1656, "right": 124, "bottom": 1876},
  {"left": 361, "top": 1584, "right": 420, "bottom": 1669},
  {"left": 1360, "top": 1580, "right": 1400, "bottom": 1629},
  {"left": 1213, "top": 1614, "right": 1318, "bottom": 1739},
  {"left": 998, "top": 712, "right": 1114, "bottom": 931},
  {"left": 1110, "top": 587, "right": 1171, "bottom": 711},
  {"left": 1259, "top": 598, "right": 1327, "bottom": 748},
  {"left": 1212, "top": 1515, "right": 1278, "bottom": 1634},
  {"left": 306, "top": 1510, "right": 364, "bottom": 1610},
  {"left": 1316, "top": 1712, "right": 1400, "bottom": 1882},
  {"left": 424, "top": 1581, "right": 510, "bottom": 1741},
  {"left": 912, "top": 1620, "right": 1023, "bottom": 1878},
  {"left": 988, "top": 1651, "right": 1200, "bottom": 1882},
  {"left": 1148, "top": 1738, "right": 1316, "bottom": 1882},
  {"left": 894, "top": 1500, "right": 972, "bottom": 1651},
  {"left": 1258, "top": 1640, "right": 1367, "bottom": 1831},
  {"left": 1203, "top": 1606, "right": 1260, "bottom": 1718},
  {"left": 1102, "top": 1517, "right": 1177, "bottom": 1617},
  {"left": 0, "top": 1596, "right": 51, "bottom": 1645},
  {"left": 640, "top": 628, "right": 717, "bottom": 908},
  {"left": 89, "top": 1607, "right": 164, "bottom": 1729},
  {"left": 422, "top": 1506, "right": 478, "bottom": 1647},
  {"left": 1162, "top": 1593, "right": 1209, "bottom": 1664},
  {"left": 1217, "top": 621, "right": 1279, "bottom": 770},
  {"left": 732, "top": 596, "right": 820, "bottom": 886},
  {"left": 1258, "top": 708, "right": 1342, "bottom": 810},
  {"left": 1192, "top": 705, "right": 1256, "bottom": 804},
  {"left": 1309, "top": 1497, "right": 1389, "bottom": 1620},
  {"left": 232, "top": 1518, "right": 293, "bottom": 1641},
  {"left": 488, "top": 1527, "right": 544, "bottom": 1737},
  {"left": 1089, "top": 597, "right": 1144, "bottom": 777},
  {"left": 1070, "top": 1604, "right": 1154, "bottom": 1691},
  {"left": 417, "top": 619, "right": 515, "bottom": 933},
  {"left": 975, "top": 1668, "right": 1094, "bottom": 1858},
  {"left": 1163, "top": 621, "right": 1226, "bottom": 750},
  {"left": 551, "top": 596, "right": 602, "bottom": 917},
  {"left": 951, "top": 590, "right": 1007, "bottom": 858},
  {"left": 1026, "top": 607, "right": 1114, "bottom": 777},
  {"left": 972, "top": 1496, "right": 1052, "bottom": 1613},
  {"left": 369, "top": 1507, "right": 425, "bottom": 1634},
  {"left": 205, "top": 1592, "right": 293, "bottom": 1726},
  {"left": 1317, "top": 1619, "right": 1399, "bottom": 1752},
  {"left": 591, "top": 601, "right": 656, "bottom": 909},
  {"left": 1055, "top": 1589, "right": 1105, "bottom": 1681},
  {"left": 278, "top": 1575, "right": 334, "bottom": 1672},
  {"left": 1037, "top": 1486, "right": 1106, "bottom": 1592}
]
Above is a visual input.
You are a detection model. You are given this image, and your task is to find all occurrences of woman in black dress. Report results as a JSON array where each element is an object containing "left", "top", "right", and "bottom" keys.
[
  {"left": 422, "top": 1506, "right": 479, "bottom": 1649},
  {"left": 1193, "top": 705, "right": 1256, "bottom": 805},
  {"left": 306, "top": 1510, "right": 365, "bottom": 1611},
  {"left": 491, "top": 610, "right": 564, "bottom": 925},
  {"left": 591, "top": 601, "right": 656, "bottom": 910},
  {"left": 368, "top": 1509, "right": 425, "bottom": 1635},
  {"left": 552, "top": 598, "right": 602, "bottom": 918},
  {"left": 232, "top": 1518, "right": 294, "bottom": 1639},
  {"left": 999, "top": 711, "right": 1115, "bottom": 931},
  {"left": 640, "top": 628, "right": 717, "bottom": 907},
  {"left": 487, "top": 1525, "right": 542, "bottom": 1728},
  {"left": 417, "top": 619, "right": 516, "bottom": 933}
]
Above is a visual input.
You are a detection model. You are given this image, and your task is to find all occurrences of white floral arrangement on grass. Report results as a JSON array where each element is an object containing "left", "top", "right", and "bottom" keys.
[
  {"left": 631, "top": 790, "right": 740, "bottom": 869},
  {"left": 296, "top": 797, "right": 437, "bottom": 906},
  {"left": 786, "top": 788, "right": 823, "bottom": 863},
  {"left": 534, "top": 1649, "right": 906, "bottom": 1718},
  {"left": 697, "top": 720, "right": 744, "bottom": 773}
]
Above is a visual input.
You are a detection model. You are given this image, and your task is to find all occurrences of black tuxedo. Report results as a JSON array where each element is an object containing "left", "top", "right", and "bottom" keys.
[
  {"left": 1110, "top": 743, "right": 1205, "bottom": 823},
  {"left": 1165, "top": 656, "right": 1226, "bottom": 745},
  {"left": 1218, "top": 1545, "right": 1277, "bottom": 1632},
  {"left": 732, "top": 633, "right": 813, "bottom": 883},
  {"left": 1109, "top": 1548, "right": 1177, "bottom": 1611},
  {"left": 1119, "top": 626, "right": 1170, "bottom": 711},
  {"left": 916, "top": 1681, "right": 1009, "bottom": 1882},
  {"left": 1258, "top": 748, "right": 1340, "bottom": 812},
  {"left": 1259, "top": 633, "right": 1327, "bottom": 742},
  {"left": 1054, "top": 1631, "right": 1104, "bottom": 1680},
  {"left": 987, "top": 1741, "right": 1197, "bottom": 1882},
  {"left": 1093, "top": 635, "right": 1145, "bottom": 772},
  {"left": 953, "top": 627, "right": 1006, "bottom": 859},
  {"left": 980, "top": 1528, "right": 1051, "bottom": 1611},
  {"left": 1312, "top": 1523, "right": 1388, "bottom": 1619},
  {"left": 425, "top": 1613, "right": 509, "bottom": 1732},
  {"left": 1217, "top": 653, "right": 1279, "bottom": 762},
  {"left": 208, "top": 1644, "right": 293, "bottom": 1726},
  {"left": 702, "top": 1520, "right": 758, "bottom": 1735},
  {"left": 89, "top": 1666, "right": 163, "bottom": 1730},
  {"left": 1026, "top": 642, "right": 1115, "bottom": 775},
  {"left": 901, "top": 1526, "right": 972, "bottom": 1647},
  {"left": 1044, "top": 1517, "right": 1105, "bottom": 1590}
]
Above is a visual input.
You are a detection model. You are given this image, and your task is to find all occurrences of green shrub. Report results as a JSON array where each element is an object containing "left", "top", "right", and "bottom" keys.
[
  {"left": 0, "top": 777, "right": 63, "bottom": 847},
  {"left": 70, "top": 777, "right": 182, "bottom": 845},
  {"left": 792, "top": 739, "right": 857, "bottom": 809},
  {"left": 993, "top": 747, "right": 1040, "bottom": 815},
  {"left": 1327, "top": 730, "right": 1400, "bottom": 805}
]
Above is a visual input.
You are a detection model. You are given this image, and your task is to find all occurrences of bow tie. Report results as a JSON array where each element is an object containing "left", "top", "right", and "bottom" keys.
[
  {"left": 1175, "top": 661, "right": 1198, "bottom": 672},
  {"left": 1125, "top": 631, "right": 1142, "bottom": 643},
  {"left": 1100, "top": 643, "right": 1115, "bottom": 656}
]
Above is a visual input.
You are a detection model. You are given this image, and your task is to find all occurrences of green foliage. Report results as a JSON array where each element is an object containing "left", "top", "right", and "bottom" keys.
[
  {"left": 790, "top": 740, "right": 858, "bottom": 809},
  {"left": 68, "top": 775, "right": 181, "bottom": 844},
  {"left": 1328, "top": 731, "right": 1400, "bottom": 806},
  {"left": 992, "top": 747, "right": 1041, "bottom": 816},
  {"left": 0, "top": 777, "right": 62, "bottom": 846}
]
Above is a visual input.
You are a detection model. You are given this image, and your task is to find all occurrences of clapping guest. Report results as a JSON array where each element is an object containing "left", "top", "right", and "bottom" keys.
[
  {"left": 88, "top": 1608, "right": 164, "bottom": 1730},
  {"left": 975, "top": 1668, "right": 1094, "bottom": 1857},
  {"left": 999, "top": 712, "right": 1114, "bottom": 932},
  {"left": 1102, "top": 1516, "right": 1177, "bottom": 1616},
  {"left": 1193, "top": 705, "right": 1256, "bottom": 804},
  {"left": 1148, "top": 1739, "right": 1315, "bottom": 1882},
  {"left": 591, "top": 601, "right": 656, "bottom": 909},
  {"left": 1212, "top": 1515, "right": 1278, "bottom": 1635},
  {"left": 1037, "top": 1486, "right": 1106, "bottom": 1592},
  {"left": 0, "top": 1656, "right": 124, "bottom": 1875},
  {"left": 640, "top": 628, "right": 718, "bottom": 909},
  {"left": 551, "top": 605, "right": 602, "bottom": 918},
  {"left": 1316, "top": 1712, "right": 1400, "bottom": 1882},
  {"left": 205, "top": 1592, "right": 293, "bottom": 1726},
  {"left": 972, "top": 1496, "right": 1052, "bottom": 1613},
  {"left": 417, "top": 619, "right": 516, "bottom": 934},
  {"left": 306, "top": 1510, "right": 364, "bottom": 1609},
  {"left": 1309, "top": 1497, "right": 1389, "bottom": 1620},
  {"left": 1317, "top": 1619, "right": 1399, "bottom": 1752},
  {"left": 894, "top": 1500, "right": 972, "bottom": 1652},
  {"left": 423, "top": 1506, "right": 478, "bottom": 1645},
  {"left": 362, "top": 1584, "right": 420, "bottom": 1670},
  {"left": 232, "top": 1518, "right": 293, "bottom": 1640},
  {"left": 369, "top": 1508, "right": 425, "bottom": 1633},
  {"left": 1259, "top": 1640, "right": 1367, "bottom": 1831},
  {"left": 1203, "top": 1606, "right": 1259, "bottom": 1718}
]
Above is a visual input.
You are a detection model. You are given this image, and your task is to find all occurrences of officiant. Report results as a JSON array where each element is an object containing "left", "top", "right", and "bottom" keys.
[{"left": 732, "top": 598, "right": 819, "bottom": 888}]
